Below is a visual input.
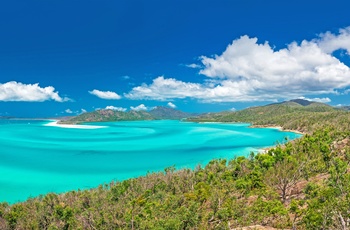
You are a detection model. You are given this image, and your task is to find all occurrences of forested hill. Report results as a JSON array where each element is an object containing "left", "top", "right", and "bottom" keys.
[
  {"left": 188, "top": 99, "right": 336, "bottom": 133},
  {"left": 1, "top": 100, "right": 350, "bottom": 229},
  {"left": 62, "top": 109, "right": 154, "bottom": 124},
  {"left": 149, "top": 106, "right": 193, "bottom": 120},
  {"left": 61, "top": 106, "right": 193, "bottom": 124}
]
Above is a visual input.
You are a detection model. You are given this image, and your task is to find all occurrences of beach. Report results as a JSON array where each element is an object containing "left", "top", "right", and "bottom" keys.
[{"left": 44, "top": 120, "right": 107, "bottom": 129}]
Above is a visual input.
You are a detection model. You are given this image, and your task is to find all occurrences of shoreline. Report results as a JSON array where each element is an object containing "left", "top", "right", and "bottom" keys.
[
  {"left": 249, "top": 124, "right": 304, "bottom": 154},
  {"left": 250, "top": 124, "right": 305, "bottom": 135}
]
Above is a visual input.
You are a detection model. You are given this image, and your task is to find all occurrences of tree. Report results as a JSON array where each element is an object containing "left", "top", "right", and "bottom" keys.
[{"left": 264, "top": 158, "right": 304, "bottom": 203}]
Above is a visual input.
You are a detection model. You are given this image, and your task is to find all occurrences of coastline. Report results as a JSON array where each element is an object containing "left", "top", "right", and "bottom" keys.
[
  {"left": 250, "top": 124, "right": 305, "bottom": 135},
  {"left": 248, "top": 124, "right": 304, "bottom": 155}
]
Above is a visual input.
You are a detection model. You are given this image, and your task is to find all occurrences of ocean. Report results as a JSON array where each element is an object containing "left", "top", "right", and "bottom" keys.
[{"left": 0, "top": 119, "right": 301, "bottom": 203}]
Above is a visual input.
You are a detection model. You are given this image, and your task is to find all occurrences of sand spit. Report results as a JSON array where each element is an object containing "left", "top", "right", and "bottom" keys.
[{"left": 44, "top": 121, "right": 107, "bottom": 129}]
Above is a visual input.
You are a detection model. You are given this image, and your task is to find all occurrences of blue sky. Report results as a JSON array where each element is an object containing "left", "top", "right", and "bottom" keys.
[{"left": 1, "top": 0, "right": 350, "bottom": 117}]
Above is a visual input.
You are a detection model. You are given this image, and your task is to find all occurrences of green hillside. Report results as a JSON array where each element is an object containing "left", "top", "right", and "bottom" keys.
[
  {"left": 62, "top": 109, "right": 154, "bottom": 124},
  {"left": 189, "top": 99, "right": 336, "bottom": 133},
  {"left": 149, "top": 106, "right": 192, "bottom": 120},
  {"left": 61, "top": 106, "right": 192, "bottom": 124},
  {"left": 1, "top": 100, "right": 350, "bottom": 229}
]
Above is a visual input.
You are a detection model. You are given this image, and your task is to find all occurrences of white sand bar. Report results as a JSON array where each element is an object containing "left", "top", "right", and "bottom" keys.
[{"left": 44, "top": 121, "right": 107, "bottom": 129}]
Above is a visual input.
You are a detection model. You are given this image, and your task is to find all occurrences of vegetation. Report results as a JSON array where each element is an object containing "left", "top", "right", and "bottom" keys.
[
  {"left": 1, "top": 99, "right": 350, "bottom": 229},
  {"left": 148, "top": 106, "right": 193, "bottom": 120},
  {"left": 188, "top": 99, "right": 342, "bottom": 133},
  {"left": 61, "top": 106, "right": 192, "bottom": 124},
  {"left": 61, "top": 109, "right": 154, "bottom": 124}
]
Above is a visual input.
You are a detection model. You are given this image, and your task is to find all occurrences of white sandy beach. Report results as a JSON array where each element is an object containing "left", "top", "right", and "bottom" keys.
[{"left": 44, "top": 121, "right": 107, "bottom": 129}]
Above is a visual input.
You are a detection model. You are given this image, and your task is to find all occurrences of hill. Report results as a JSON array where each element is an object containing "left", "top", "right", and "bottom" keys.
[
  {"left": 188, "top": 99, "right": 335, "bottom": 133},
  {"left": 149, "top": 106, "right": 192, "bottom": 120},
  {"left": 60, "top": 106, "right": 192, "bottom": 124},
  {"left": 61, "top": 109, "right": 154, "bottom": 124},
  {"left": 268, "top": 98, "right": 333, "bottom": 109}
]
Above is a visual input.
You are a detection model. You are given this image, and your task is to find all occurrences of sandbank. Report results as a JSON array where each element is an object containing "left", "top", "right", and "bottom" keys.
[{"left": 44, "top": 121, "right": 106, "bottom": 129}]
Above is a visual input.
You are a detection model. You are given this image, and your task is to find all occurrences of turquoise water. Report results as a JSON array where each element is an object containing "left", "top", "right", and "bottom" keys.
[{"left": 0, "top": 120, "right": 301, "bottom": 203}]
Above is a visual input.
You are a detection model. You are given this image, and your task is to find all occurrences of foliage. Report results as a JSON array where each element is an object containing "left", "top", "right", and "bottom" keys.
[{"left": 61, "top": 106, "right": 192, "bottom": 124}]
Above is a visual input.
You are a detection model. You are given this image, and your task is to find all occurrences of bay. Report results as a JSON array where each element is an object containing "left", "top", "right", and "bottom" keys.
[{"left": 0, "top": 119, "right": 301, "bottom": 203}]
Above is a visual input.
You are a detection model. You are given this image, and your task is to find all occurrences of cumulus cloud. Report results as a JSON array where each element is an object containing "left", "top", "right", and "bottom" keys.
[
  {"left": 200, "top": 35, "right": 350, "bottom": 93},
  {"left": 105, "top": 105, "right": 127, "bottom": 112},
  {"left": 125, "top": 76, "right": 283, "bottom": 102},
  {"left": 318, "top": 27, "right": 350, "bottom": 54},
  {"left": 125, "top": 76, "right": 203, "bottom": 101},
  {"left": 167, "top": 102, "right": 177, "bottom": 108},
  {"left": 130, "top": 104, "right": 148, "bottom": 111},
  {"left": 65, "top": 109, "right": 73, "bottom": 114},
  {"left": 0, "top": 81, "right": 69, "bottom": 102},
  {"left": 297, "top": 96, "right": 331, "bottom": 103},
  {"left": 81, "top": 109, "right": 87, "bottom": 113},
  {"left": 89, "top": 89, "right": 121, "bottom": 100},
  {"left": 125, "top": 27, "right": 350, "bottom": 103}
]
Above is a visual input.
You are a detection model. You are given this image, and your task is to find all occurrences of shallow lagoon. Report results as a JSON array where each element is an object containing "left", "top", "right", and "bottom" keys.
[{"left": 0, "top": 120, "right": 301, "bottom": 203}]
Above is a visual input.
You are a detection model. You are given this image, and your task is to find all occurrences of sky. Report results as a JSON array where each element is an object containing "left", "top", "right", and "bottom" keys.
[{"left": 1, "top": 0, "right": 350, "bottom": 117}]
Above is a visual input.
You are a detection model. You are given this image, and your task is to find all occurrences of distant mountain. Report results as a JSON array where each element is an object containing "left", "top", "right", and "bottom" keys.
[
  {"left": 149, "top": 106, "right": 192, "bottom": 120},
  {"left": 339, "top": 106, "right": 350, "bottom": 111},
  {"left": 288, "top": 99, "right": 314, "bottom": 106},
  {"left": 61, "top": 107, "right": 193, "bottom": 124},
  {"left": 268, "top": 98, "right": 332, "bottom": 108}
]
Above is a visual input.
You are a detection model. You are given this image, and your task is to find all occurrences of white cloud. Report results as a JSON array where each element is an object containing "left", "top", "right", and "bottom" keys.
[
  {"left": 130, "top": 104, "right": 148, "bottom": 111},
  {"left": 297, "top": 96, "right": 331, "bottom": 103},
  {"left": 230, "top": 107, "right": 236, "bottom": 111},
  {"left": 125, "top": 76, "right": 287, "bottom": 102},
  {"left": 0, "top": 81, "right": 69, "bottom": 102},
  {"left": 89, "top": 89, "right": 121, "bottom": 100},
  {"left": 121, "top": 75, "right": 130, "bottom": 80},
  {"left": 125, "top": 76, "right": 204, "bottom": 101},
  {"left": 318, "top": 27, "right": 350, "bottom": 54},
  {"left": 125, "top": 27, "right": 350, "bottom": 103},
  {"left": 167, "top": 102, "right": 176, "bottom": 108},
  {"left": 200, "top": 35, "right": 350, "bottom": 92},
  {"left": 186, "top": 63, "right": 201, "bottom": 69},
  {"left": 64, "top": 108, "right": 87, "bottom": 114},
  {"left": 105, "top": 105, "right": 127, "bottom": 112},
  {"left": 343, "top": 89, "right": 350, "bottom": 95}
]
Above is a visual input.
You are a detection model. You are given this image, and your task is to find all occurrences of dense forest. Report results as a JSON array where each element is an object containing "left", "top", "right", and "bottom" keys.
[{"left": 1, "top": 101, "right": 350, "bottom": 229}]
